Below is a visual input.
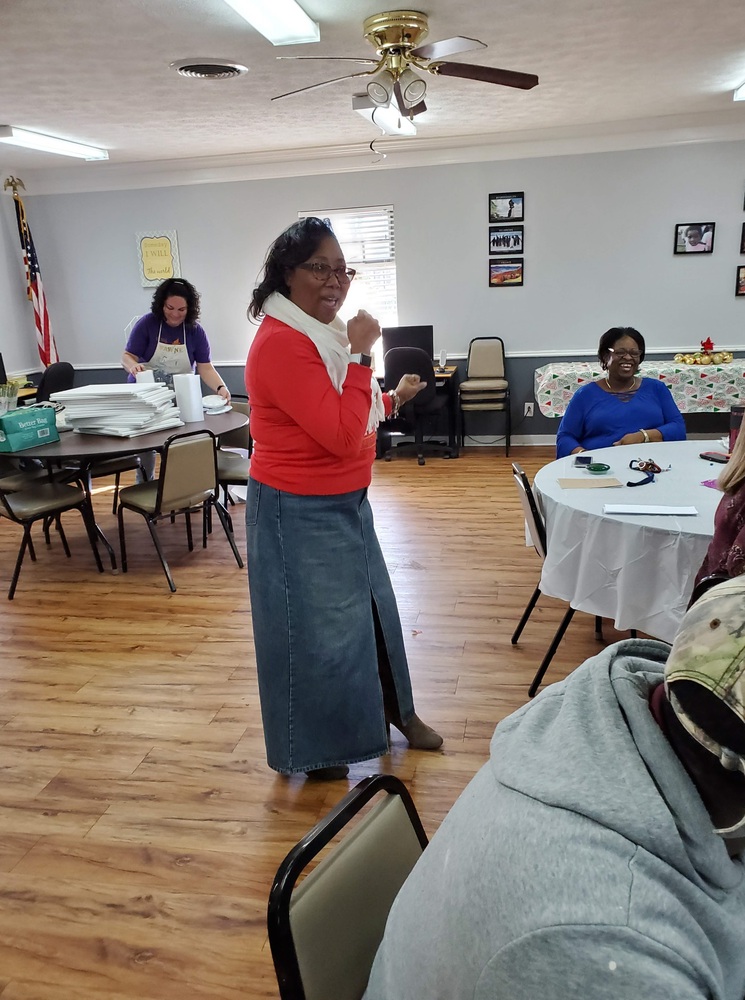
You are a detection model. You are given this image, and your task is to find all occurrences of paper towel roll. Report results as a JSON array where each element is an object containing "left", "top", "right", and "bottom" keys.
[
  {"left": 173, "top": 372, "right": 203, "bottom": 422},
  {"left": 135, "top": 369, "right": 155, "bottom": 383}
]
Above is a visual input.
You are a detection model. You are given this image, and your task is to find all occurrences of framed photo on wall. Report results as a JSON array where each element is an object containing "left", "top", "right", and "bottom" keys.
[
  {"left": 673, "top": 222, "right": 715, "bottom": 255},
  {"left": 489, "top": 226, "right": 523, "bottom": 254},
  {"left": 736, "top": 266, "right": 745, "bottom": 297},
  {"left": 489, "top": 258, "right": 523, "bottom": 287},
  {"left": 489, "top": 192, "right": 524, "bottom": 222}
]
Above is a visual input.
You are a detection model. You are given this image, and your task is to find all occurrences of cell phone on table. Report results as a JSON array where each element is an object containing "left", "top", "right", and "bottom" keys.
[
  {"left": 699, "top": 451, "right": 729, "bottom": 464},
  {"left": 574, "top": 454, "right": 592, "bottom": 466}
]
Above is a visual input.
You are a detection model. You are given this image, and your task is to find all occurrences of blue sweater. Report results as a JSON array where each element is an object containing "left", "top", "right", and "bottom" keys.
[{"left": 556, "top": 378, "right": 686, "bottom": 458}]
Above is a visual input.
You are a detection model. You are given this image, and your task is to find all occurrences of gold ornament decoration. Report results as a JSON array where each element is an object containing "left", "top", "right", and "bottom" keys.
[
  {"left": 673, "top": 353, "right": 684, "bottom": 362},
  {"left": 712, "top": 353, "right": 723, "bottom": 364}
]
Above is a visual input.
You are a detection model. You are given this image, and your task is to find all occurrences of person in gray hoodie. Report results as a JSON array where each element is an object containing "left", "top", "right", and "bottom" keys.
[{"left": 364, "top": 575, "right": 745, "bottom": 1000}]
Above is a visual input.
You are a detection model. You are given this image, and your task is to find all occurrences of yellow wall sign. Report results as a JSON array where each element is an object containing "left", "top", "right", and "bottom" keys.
[{"left": 136, "top": 230, "right": 181, "bottom": 286}]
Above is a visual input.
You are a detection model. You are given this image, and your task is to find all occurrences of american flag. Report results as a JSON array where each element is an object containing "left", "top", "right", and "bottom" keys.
[{"left": 12, "top": 192, "right": 59, "bottom": 367}]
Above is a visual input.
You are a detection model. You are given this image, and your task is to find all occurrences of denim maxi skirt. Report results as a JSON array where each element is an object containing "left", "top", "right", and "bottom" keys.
[{"left": 245, "top": 477, "right": 416, "bottom": 774}]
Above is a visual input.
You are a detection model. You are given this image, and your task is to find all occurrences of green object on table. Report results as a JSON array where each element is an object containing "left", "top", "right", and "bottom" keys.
[{"left": 587, "top": 463, "right": 611, "bottom": 475}]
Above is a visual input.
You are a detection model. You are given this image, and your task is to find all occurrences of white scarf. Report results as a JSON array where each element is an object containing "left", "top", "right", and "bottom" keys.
[{"left": 263, "top": 291, "right": 385, "bottom": 434}]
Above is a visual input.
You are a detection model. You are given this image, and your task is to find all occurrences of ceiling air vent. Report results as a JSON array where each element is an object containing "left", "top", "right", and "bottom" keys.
[{"left": 170, "top": 59, "right": 248, "bottom": 80}]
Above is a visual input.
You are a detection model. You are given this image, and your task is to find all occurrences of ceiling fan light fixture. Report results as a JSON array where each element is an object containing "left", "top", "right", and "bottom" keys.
[
  {"left": 367, "top": 70, "right": 395, "bottom": 106},
  {"left": 0, "top": 125, "right": 108, "bottom": 160},
  {"left": 398, "top": 67, "right": 427, "bottom": 106},
  {"left": 221, "top": 0, "right": 319, "bottom": 46},
  {"left": 352, "top": 94, "right": 416, "bottom": 136}
]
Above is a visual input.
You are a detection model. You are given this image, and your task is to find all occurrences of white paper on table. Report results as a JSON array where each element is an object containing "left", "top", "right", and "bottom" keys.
[{"left": 603, "top": 504, "right": 698, "bottom": 516}]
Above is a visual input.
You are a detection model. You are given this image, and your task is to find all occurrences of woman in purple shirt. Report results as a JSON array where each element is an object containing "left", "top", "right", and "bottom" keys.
[{"left": 121, "top": 277, "right": 230, "bottom": 402}]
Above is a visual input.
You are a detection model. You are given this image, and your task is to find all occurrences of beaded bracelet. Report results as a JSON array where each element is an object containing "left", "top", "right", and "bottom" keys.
[{"left": 388, "top": 389, "right": 401, "bottom": 419}]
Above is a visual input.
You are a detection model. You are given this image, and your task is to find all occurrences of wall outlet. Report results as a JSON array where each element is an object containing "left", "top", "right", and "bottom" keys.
[{"left": 524, "top": 402, "right": 534, "bottom": 418}]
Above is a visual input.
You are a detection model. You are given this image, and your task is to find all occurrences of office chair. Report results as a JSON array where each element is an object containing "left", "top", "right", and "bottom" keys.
[
  {"left": 383, "top": 347, "right": 454, "bottom": 466},
  {"left": 268, "top": 774, "right": 428, "bottom": 1000},
  {"left": 117, "top": 429, "right": 243, "bottom": 592},
  {"left": 459, "top": 337, "right": 511, "bottom": 455},
  {"left": 35, "top": 361, "right": 75, "bottom": 402},
  {"left": 511, "top": 462, "right": 604, "bottom": 697}
]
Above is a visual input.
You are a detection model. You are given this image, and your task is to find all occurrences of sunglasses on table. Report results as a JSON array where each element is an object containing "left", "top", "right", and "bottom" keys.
[{"left": 297, "top": 262, "right": 357, "bottom": 283}]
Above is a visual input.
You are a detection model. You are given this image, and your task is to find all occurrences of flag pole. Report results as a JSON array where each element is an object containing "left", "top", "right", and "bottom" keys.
[{"left": 3, "top": 176, "right": 59, "bottom": 367}]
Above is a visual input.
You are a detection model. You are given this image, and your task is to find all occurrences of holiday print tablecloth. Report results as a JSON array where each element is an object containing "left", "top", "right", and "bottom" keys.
[{"left": 534, "top": 360, "right": 745, "bottom": 417}]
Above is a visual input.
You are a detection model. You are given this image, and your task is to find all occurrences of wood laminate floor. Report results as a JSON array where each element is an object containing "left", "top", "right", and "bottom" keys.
[{"left": 0, "top": 446, "right": 635, "bottom": 998}]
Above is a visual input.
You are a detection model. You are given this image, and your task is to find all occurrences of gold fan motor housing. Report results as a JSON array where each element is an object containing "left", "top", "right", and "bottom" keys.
[{"left": 362, "top": 10, "right": 429, "bottom": 58}]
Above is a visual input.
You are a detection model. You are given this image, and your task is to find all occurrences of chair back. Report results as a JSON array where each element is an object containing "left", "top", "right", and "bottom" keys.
[
  {"left": 512, "top": 463, "right": 547, "bottom": 560},
  {"left": 383, "top": 347, "right": 437, "bottom": 410},
  {"left": 217, "top": 397, "right": 250, "bottom": 451},
  {"left": 36, "top": 362, "right": 75, "bottom": 402},
  {"left": 268, "top": 774, "right": 428, "bottom": 1000},
  {"left": 156, "top": 430, "right": 217, "bottom": 513},
  {"left": 467, "top": 337, "right": 506, "bottom": 379}
]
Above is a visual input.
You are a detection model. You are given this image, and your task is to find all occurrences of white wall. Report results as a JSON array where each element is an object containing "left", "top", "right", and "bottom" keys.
[{"left": 4, "top": 138, "right": 745, "bottom": 373}]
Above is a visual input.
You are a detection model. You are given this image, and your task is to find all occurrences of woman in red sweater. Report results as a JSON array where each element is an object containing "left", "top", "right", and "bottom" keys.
[{"left": 245, "top": 217, "right": 442, "bottom": 780}]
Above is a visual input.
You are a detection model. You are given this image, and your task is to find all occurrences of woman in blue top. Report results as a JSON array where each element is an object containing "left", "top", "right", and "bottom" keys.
[{"left": 556, "top": 327, "right": 686, "bottom": 458}]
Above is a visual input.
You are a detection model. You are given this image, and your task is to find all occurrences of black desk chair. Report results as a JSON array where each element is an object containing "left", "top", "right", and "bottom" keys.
[
  {"left": 36, "top": 361, "right": 75, "bottom": 402},
  {"left": 383, "top": 347, "right": 455, "bottom": 466}
]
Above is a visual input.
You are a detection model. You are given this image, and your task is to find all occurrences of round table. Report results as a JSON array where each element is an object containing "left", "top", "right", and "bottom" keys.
[
  {"left": 20, "top": 410, "right": 248, "bottom": 462},
  {"left": 533, "top": 440, "right": 723, "bottom": 642}
]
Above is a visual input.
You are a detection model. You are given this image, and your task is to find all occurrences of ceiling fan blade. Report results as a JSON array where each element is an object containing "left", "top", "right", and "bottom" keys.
[
  {"left": 433, "top": 61, "right": 539, "bottom": 90},
  {"left": 271, "top": 68, "right": 375, "bottom": 101},
  {"left": 407, "top": 99, "right": 427, "bottom": 118},
  {"left": 276, "top": 56, "right": 378, "bottom": 65},
  {"left": 411, "top": 35, "right": 486, "bottom": 61}
]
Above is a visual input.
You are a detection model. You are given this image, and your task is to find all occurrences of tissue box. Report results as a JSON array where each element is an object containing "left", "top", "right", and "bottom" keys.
[{"left": 0, "top": 407, "right": 60, "bottom": 452}]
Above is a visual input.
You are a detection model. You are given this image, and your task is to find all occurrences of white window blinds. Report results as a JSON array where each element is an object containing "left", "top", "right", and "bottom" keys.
[{"left": 298, "top": 206, "right": 398, "bottom": 329}]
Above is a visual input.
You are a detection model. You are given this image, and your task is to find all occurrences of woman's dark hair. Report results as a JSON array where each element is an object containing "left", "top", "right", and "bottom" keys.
[
  {"left": 248, "top": 217, "right": 336, "bottom": 320},
  {"left": 150, "top": 278, "right": 200, "bottom": 324},
  {"left": 597, "top": 326, "right": 646, "bottom": 367}
]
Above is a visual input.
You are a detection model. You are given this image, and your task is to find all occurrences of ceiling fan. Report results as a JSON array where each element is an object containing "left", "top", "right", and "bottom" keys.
[{"left": 271, "top": 9, "right": 539, "bottom": 118}]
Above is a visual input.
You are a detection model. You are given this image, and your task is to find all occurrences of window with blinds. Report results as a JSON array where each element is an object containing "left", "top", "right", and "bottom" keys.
[{"left": 298, "top": 206, "right": 399, "bottom": 339}]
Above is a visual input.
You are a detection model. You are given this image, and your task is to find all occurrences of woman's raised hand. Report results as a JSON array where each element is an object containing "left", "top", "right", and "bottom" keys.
[
  {"left": 347, "top": 310, "right": 381, "bottom": 356},
  {"left": 396, "top": 374, "right": 427, "bottom": 405}
]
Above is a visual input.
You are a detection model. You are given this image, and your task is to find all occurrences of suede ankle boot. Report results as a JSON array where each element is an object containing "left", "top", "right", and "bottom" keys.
[
  {"left": 305, "top": 765, "right": 350, "bottom": 781},
  {"left": 390, "top": 714, "right": 443, "bottom": 750}
]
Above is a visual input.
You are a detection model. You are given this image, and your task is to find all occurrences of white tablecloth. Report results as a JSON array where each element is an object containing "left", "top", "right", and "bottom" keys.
[
  {"left": 534, "top": 360, "right": 745, "bottom": 417},
  {"left": 533, "top": 440, "right": 723, "bottom": 642}
]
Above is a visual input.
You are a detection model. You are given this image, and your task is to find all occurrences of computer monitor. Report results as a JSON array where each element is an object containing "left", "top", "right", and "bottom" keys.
[{"left": 381, "top": 325, "right": 435, "bottom": 363}]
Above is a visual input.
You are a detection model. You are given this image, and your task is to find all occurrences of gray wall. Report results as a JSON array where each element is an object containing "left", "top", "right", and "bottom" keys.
[{"left": 2, "top": 138, "right": 744, "bottom": 440}]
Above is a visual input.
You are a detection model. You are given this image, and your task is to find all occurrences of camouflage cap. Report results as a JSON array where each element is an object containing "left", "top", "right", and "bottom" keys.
[{"left": 665, "top": 576, "right": 745, "bottom": 780}]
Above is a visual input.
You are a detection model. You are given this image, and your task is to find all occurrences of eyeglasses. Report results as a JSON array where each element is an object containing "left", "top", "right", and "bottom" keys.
[
  {"left": 297, "top": 262, "right": 357, "bottom": 283},
  {"left": 608, "top": 348, "right": 642, "bottom": 360}
]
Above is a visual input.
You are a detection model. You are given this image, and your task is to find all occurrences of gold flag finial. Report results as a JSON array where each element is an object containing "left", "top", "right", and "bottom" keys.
[{"left": 3, "top": 176, "right": 25, "bottom": 194}]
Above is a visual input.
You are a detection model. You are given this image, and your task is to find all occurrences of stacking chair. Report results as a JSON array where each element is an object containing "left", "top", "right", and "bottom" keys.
[
  {"left": 459, "top": 337, "right": 511, "bottom": 455},
  {"left": 511, "top": 463, "right": 604, "bottom": 697},
  {"left": 35, "top": 361, "right": 75, "bottom": 402},
  {"left": 268, "top": 774, "right": 428, "bottom": 1000},
  {"left": 0, "top": 475, "right": 104, "bottom": 599},
  {"left": 117, "top": 429, "right": 243, "bottom": 592},
  {"left": 216, "top": 396, "right": 251, "bottom": 525},
  {"left": 383, "top": 347, "right": 454, "bottom": 466}
]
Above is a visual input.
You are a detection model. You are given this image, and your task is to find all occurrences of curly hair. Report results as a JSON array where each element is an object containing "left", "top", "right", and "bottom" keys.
[
  {"left": 150, "top": 278, "right": 201, "bottom": 325},
  {"left": 597, "top": 326, "right": 645, "bottom": 368},
  {"left": 249, "top": 217, "right": 336, "bottom": 320}
]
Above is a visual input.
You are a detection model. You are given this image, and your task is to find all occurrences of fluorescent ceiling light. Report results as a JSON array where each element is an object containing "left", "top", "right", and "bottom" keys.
[
  {"left": 221, "top": 0, "right": 319, "bottom": 45},
  {"left": 352, "top": 95, "right": 416, "bottom": 137},
  {"left": 0, "top": 126, "right": 108, "bottom": 160},
  {"left": 734, "top": 81, "right": 745, "bottom": 101}
]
